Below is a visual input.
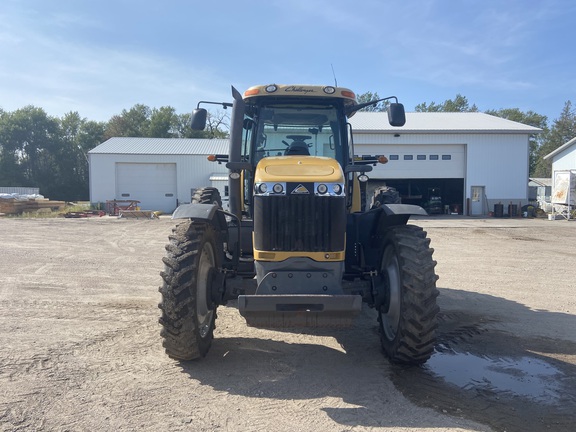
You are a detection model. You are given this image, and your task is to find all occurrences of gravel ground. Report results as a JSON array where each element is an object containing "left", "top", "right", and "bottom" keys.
[{"left": 0, "top": 215, "right": 575, "bottom": 432}]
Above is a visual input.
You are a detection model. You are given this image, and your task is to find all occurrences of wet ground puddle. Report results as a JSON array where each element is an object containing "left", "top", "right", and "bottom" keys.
[
  {"left": 391, "top": 346, "right": 576, "bottom": 432},
  {"left": 427, "top": 346, "right": 563, "bottom": 405}
]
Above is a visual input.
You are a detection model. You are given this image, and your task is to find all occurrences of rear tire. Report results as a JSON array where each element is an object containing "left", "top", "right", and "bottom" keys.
[
  {"left": 158, "top": 221, "right": 221, "bottom": 360},
  {"left": 377, "top": 225, "right": 439, "bottom": 364},
  {"left": 371, "top": 186, "right": 401, "bottom": 209},
  {"left": 192, "top": 187, "right": 222, "bottom": 207}
]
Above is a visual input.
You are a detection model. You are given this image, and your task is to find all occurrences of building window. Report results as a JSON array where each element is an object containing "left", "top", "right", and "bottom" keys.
[
  {"left": 389, "top": 155, "right": 399, "bottom": 160},
  {"left": 404, "top": 155, "right": 413, "bottom": 160},
  {"left": 430, "top": 155, "right": 439, "bottom": 160},
  {"left": 417, "top": 155, "right": 426, "bottom": 160},
  {"left": 442, "top": 155, "right": 452, "bottom": 160}
]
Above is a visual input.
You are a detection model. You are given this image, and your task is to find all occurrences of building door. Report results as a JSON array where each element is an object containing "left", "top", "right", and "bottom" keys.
[
  {"left": 470, "top": 186, "right": 485, "bottom": 216},
  {"left": 116, "top": 163, "right": 177, "bottom": 213}
]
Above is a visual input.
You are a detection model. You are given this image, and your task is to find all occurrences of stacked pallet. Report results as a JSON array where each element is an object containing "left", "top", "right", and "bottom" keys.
[{"left": 0, "top": 196, "right": 66, "bottom": 215}]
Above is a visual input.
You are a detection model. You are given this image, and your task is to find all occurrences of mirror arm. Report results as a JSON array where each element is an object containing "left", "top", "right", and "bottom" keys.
[
  {"left": 345, "top": 96, "right": 399, "bottom": 116},
  {"left": 196, "top": 101, "right": 233, "bottom": 110}
]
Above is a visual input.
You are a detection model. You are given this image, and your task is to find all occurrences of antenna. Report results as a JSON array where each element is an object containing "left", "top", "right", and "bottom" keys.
[{"left": 331, "top": 64, "right": 338, "bottom": 87}]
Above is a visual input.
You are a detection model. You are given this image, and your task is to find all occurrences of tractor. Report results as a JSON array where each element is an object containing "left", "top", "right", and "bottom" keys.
[{"left": 158, "top": 84, "right": 439, "bottom": 364}]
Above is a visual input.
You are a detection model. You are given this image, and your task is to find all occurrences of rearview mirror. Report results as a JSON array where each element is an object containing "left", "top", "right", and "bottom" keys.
[
  {"left": 190, "top": 108, "right": 208, "bottom": 130},
  {"left": 388, "top": 103, "right": 406, "bottom": 127}
]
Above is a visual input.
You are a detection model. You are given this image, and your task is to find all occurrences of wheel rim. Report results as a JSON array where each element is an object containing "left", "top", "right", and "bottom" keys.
[
  {"left": 196, "top": 242, "right": 215, "bottom": 338},
  {"left": 380, "top": 246, "right": 402, "bottom": 341}
]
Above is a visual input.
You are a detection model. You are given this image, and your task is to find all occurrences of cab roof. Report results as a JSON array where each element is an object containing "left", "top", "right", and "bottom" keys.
[{"left": 243, "top": 84, "right": 357, "bottom": 107}]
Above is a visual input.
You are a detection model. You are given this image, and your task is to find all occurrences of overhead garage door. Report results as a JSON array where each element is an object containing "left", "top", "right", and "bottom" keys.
[
  {"left": 359, "top": 144, "right": 466, "bottom": 214},
  {"left": 365, "top": 144, "right": 465, "bottom": 179},
  {"left": 116, "top": 163, "right": 177, "bottom": 213}
]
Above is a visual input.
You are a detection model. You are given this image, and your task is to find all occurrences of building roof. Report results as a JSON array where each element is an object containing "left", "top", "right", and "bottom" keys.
[
  {"left": 88, "top": 137, "right": 229, "bottom": 155},
  {"left": 543, "top": 136, "right": 576, "bottom": 160},
  {"left": 89, "top": 113, "right": 541, "bottom": 156},
  {"left": 529, "top": 178, "right": 552, "bottom": 187},
  {"left": 349, "top": 112, "right": 542, "bottom": 134}
]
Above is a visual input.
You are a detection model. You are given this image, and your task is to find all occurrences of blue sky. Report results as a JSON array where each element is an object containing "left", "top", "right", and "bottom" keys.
[{"left": 0, "top": 0, "right": 574, "bottom": 125}]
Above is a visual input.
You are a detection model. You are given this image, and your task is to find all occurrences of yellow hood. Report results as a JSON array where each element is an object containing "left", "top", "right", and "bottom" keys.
[{"left": 255, "top": 156, "right": 344, "bottom": 183}]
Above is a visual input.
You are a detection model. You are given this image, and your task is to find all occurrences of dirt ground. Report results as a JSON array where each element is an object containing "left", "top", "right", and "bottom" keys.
[{"left": 1, "top": 215, "right": 575, "bottom": 432}]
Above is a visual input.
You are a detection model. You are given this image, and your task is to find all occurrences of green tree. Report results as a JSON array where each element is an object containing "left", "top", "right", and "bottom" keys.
[
  {"left": 356, "top": 91, "right": 387, "bottom": 112},
  {"left": 104, "top": 104, "right": 151, "bottom": 139},
  {"left": 485, "top": 108, "right": 548, "bottom": 176},
  {"left": 103, "top": 104, "right": 228, "bottom": 139},
  {"left": 533, "top": 101, "right": 576, "bottom": 177},
  {"left": 0, "top": 106, "right": 60, "bottom": 193},
  {"left": 58, "top": 112, "right": 105, "bottom": 200},
  {"left": 415, "top": 94, "right": 478, "bottom": 112},
  {"left": 148, "top": 106, "right": 178, "bottom": 138}
]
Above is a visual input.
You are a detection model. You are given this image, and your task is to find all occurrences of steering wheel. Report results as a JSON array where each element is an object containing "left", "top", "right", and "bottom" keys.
[{"left": 284, "top": 135, "right": 312, "bottom": 147}]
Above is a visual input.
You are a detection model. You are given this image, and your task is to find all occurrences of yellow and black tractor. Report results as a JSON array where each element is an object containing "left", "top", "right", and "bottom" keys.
[{"left": 159, "top": 84, "right": 439, "bottom": 364}]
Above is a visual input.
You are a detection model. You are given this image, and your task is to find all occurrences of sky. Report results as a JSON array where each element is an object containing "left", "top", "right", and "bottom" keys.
[{"left": 0, "top": 0, "right": 574, "bottom": 125}]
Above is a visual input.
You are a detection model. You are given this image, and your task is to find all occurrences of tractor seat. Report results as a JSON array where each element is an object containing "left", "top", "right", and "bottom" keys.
[{"left": 285, "top": 142, "right": 310, "bottom": 156}]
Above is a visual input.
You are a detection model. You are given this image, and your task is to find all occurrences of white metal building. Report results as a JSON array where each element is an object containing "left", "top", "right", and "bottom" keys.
[
  {"left": 88, "top": 113, "right": 540, "bottom": 215},
  {"left": 544, "top": 136, "right": 576, "bottom": 172},
  {"left": 88, "top": 138, "right": 228, "bottom": 213},
  {"left": 349, "top": 112, "right": 541, "bottom": 215}
]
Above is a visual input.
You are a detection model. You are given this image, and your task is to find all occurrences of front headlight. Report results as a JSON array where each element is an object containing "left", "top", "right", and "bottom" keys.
[
  {"left": 314, "top": 183, "right": 345, "bottom": 196},
  {"left": 254, "top": 182, "right": 286, "bottom": 195}
]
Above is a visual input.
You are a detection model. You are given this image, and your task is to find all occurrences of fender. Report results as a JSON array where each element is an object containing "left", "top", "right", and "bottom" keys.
[
  {"left": 172, "top": 203, "right": 228, "bottom": 232},
  {"left": 380, "top": 203, "right": 428, "bottom": 217},
  {"left": 374, "top": 204, "right": 428, "bottom": 233}
]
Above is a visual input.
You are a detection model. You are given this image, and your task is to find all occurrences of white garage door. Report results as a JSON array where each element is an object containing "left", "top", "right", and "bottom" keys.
[
  {"left": 116, "top": 163, "right": 177, "bottom": 213},
  {"left": 361, "top": 144, "right": 466, "bottom": 179}
]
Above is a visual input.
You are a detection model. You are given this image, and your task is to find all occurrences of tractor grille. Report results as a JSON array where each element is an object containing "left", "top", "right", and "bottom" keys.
[{"left": 254, "top": 195, "right": 346, "bottom": 252}]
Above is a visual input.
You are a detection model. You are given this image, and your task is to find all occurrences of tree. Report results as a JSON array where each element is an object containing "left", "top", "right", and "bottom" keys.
[
  {"left": 485, "top": 108, "right": 548, "bottom": 176},
  {"left": 415, "top": 94, "right": 478, "bottom": 112},
  {"left": 57, "top": 112, "right": 105, "bottom": 200},
  {"left": 356, "top": 91, "right": 387, "bottom": 112},
  {"left": 148, "top": 106, "right": 178, "bottom": 138},
  {"left": 104, "top": 104, "right": 151, "bottom": 139},
  {"left": 174, "top": 110, "right": 230, "bottom": 139},
  {"left": 0, "top": 106, "right": 60, "bottom": 193},
  {"left": 103, "top": 104, "right": 229, "bottom": 139},
  {"left": 532, "top": 101, "right": 576, "bottom": 177},
  {"left": 205, "top": 110, "right": 230, "bottom": 138}
]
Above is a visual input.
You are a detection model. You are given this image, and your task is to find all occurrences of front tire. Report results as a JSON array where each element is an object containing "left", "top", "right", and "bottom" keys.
[
  {"left": 158, "top": 221, "right": 221, "bottom": 360},
  {"left": 377, "top": 225, "right": 439, "bottom": 364}
]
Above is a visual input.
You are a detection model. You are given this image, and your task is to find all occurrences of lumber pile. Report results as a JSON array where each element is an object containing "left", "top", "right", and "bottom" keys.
[{"left": 0, "top": 196, "right": 66, "bottom": 215}]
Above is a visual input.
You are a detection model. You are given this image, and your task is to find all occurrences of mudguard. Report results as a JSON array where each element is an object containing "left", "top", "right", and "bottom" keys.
[
  {"left": 381, "top": 203, "right": 428, "bottom": 216},
  {"left": 171, "top": 203, "right": 227, "bottom": 231},
  {"left": 172, "top": 203, "right": 219, "bottom": 220}
]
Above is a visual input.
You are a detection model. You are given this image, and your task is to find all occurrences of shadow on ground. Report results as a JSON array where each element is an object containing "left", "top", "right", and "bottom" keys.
[{"left": 177, "top": 289, "right": 576, "bottom": 432}]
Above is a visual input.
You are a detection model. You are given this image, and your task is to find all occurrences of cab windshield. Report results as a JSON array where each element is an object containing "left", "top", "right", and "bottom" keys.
[{"left": 252, "top": 103, "right": 347, "bottom": 167}]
